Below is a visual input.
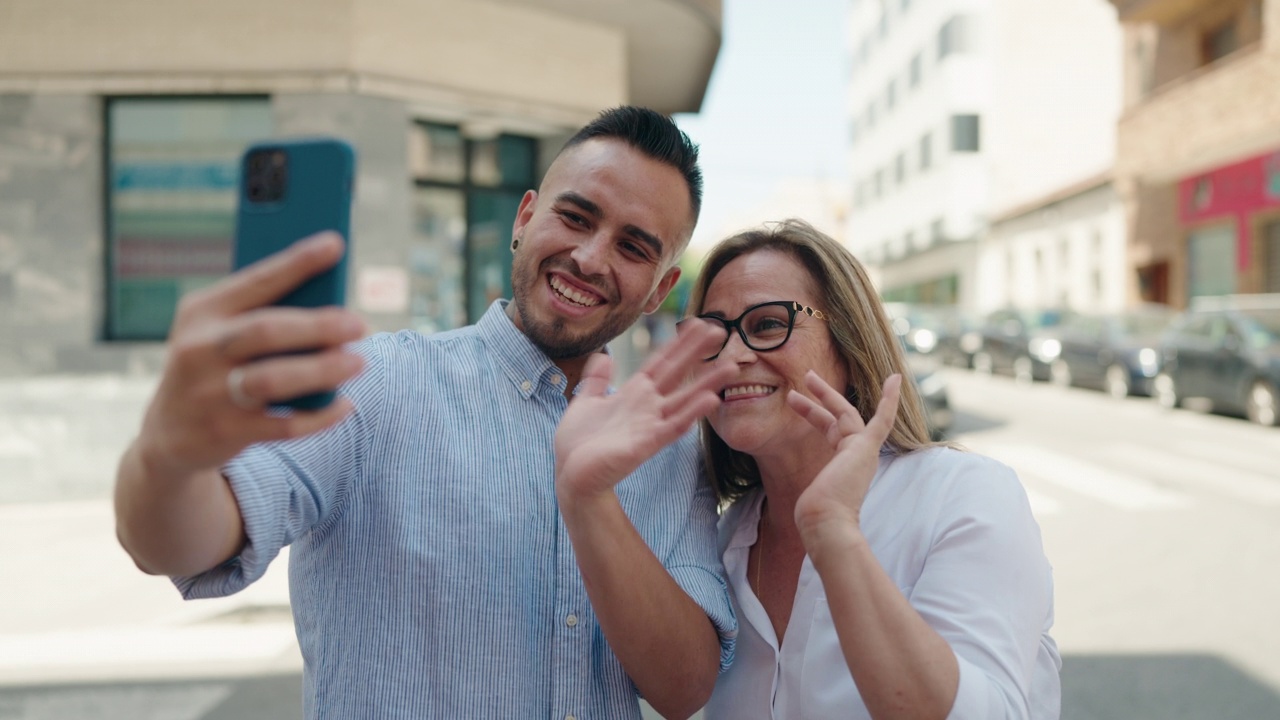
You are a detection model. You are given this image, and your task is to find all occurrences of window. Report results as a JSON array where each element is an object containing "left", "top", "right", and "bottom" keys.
[
  {"left": 931, "top": 218, "right": 945, "bottom": 244},
  {"left": 909, "top": 52, "right": 923, "bottom": 89},
  {"left": 885, "top": 80, "right": 897, "bottom": 112},
  {"left": 850, "top": 118, "right": 860, "bottom": 145},
  {"left": 951, "top": 115, "right": 981, "bottom": 152},
  {"left": 894, "top": 152, "right": 907, "bottom": 185},
  {"left": 874, "top": 169, "right": 885, "bottom": 198},
  {"left": 866, "top": 102, "right": 878, "bottom": 130},
  {"left": 410, "top": 123, "right": 538, "bottom": 331},
  {"left": 919, "top": 132, "right": 933, "bottom": 170},
  {"left": 938, "top": 15, "right": 976, "bottom": 60},
  {"left": 1202, "top": 19, "right": 1239, "bottom": 65},
  {"left": 105, "top": 96, "right": 272, "bottom": 340}
]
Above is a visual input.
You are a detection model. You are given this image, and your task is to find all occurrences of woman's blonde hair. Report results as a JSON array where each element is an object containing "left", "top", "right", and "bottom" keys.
[{"left": 687, "top": 219, "right": 937, "bottom": 504}]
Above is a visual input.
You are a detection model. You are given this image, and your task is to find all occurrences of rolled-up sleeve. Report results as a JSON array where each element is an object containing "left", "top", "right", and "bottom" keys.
[
  {"left": 650, "top": 439, "right": 738, "bottom": 673},
  {"left": 667, "top": 563, "right": 737, "bottom": 672},
  {"left": 173, "top": 338, "right": 389, "bottom": 599}
]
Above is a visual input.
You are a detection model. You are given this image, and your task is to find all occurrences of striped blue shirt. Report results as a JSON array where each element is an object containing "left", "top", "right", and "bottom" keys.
[{"left": 176, "top": 300, "right": 736, "bottom": 719}]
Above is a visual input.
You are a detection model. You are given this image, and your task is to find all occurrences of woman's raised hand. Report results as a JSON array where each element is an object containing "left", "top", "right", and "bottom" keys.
[
  {"left": 553, "top": 320, "right": 736, "bottom": 502},
  {"left": 788, "top": 372, "right": 902, "bottom": 546}
]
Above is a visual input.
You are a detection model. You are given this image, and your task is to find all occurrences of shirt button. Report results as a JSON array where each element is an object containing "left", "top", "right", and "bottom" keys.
[
  {"left": 520, "top": 380, "right": 532, "bottom": 392},
  {"left": 565, "top": 613, "right": 578, "bottom": 627},
  {"left": 566, "top": 716, "right": 576, "bottom": 720},
  {"left": 551, "top": 374, "right": 564, "bottom": 386}
]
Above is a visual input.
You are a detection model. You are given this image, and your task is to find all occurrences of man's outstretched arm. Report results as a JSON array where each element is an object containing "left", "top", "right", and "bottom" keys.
[{"left": 115, "top": 232, "right": 366, "bottom": 577}]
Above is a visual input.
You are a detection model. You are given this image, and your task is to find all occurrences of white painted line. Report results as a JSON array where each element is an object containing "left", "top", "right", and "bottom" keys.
[
  {"left": 1175, "top": 439, "right": 1280, "bottom": 479},
  {"left": 982, "top": 443, "right": 1193, "bottom": 511},
  {"left": 0, "top": 624, "right": 298, "bottom": 674},
  {"left": 1102, "top": 443, "right": 1280, "bottom": 506}
]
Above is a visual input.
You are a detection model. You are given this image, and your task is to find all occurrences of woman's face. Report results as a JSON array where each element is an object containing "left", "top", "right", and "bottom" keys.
[{"left": 700, "top": 249, "right": 849, "bottom": 459}]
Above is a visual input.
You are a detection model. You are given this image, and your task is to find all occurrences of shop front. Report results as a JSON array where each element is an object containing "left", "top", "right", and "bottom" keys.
[{"left": 1179, "top": 149, "right": 1280, "bottom": 299}]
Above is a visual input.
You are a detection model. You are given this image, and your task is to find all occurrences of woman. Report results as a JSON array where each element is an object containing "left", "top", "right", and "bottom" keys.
[{"left": 692, "top": 219, "right": 1060, "bottom": 719}]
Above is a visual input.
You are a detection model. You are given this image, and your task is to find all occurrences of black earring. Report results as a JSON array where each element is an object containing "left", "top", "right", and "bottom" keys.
[{"left": 511, "top": 233, "right": 521, "bottom": 252}]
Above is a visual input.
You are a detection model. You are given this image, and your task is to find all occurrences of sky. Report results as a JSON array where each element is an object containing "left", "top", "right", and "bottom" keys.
[{"left": 675, "top": 0, "right": 850, "bottom": 251}]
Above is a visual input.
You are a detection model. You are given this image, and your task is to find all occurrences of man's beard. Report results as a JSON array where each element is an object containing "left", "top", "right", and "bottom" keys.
[{"left": 510, "top": 260, "right": 635, "bottom": 360}]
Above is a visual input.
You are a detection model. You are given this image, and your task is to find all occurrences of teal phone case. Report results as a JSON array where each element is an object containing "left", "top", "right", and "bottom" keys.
[{"left": 233, "top": 138, "right": 356, "bottom": 410}]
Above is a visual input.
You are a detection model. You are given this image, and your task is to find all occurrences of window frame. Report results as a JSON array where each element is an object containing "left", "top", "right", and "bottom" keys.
[{"left": 102, "top": 94, "right": 272, "bottom": 342}]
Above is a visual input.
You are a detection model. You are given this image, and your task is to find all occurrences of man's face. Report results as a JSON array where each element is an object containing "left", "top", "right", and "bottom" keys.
[{"left": 508, "top": 138, "right": 692, "bottom": 360}]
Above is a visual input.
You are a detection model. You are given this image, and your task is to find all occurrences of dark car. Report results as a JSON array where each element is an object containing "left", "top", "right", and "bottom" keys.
[
  {"left": 883, "top": 302, "right": 981, "bottom": 368},
  {"left": 908, "top": 354, "right": 952, "bottom": 439},
  {"left": 971, "top": 308, "right": 1076, "bottom": 383},
  {"left": 1153, "top": 295, "right": 1280, "bottom": 426},
  {"left": 1045, "top": 306, "right": 1176, "bottom": 398}
]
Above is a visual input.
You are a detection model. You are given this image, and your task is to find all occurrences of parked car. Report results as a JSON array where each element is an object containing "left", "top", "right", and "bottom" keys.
[
  {"left": 883, "top": 302, "right": 980, "bottom": 368},
  {"left": 1153, "top": 295, "right": 1280, "bottom": 426},
  {"left": 1046, "top": 305, "right": 1176, "bottom": 398},
  {"left": 908, "top": 354, "right": 952, "bottom": 439},
  {"left": 971, "top": 308, "right": 1076, "bottom": 383}
]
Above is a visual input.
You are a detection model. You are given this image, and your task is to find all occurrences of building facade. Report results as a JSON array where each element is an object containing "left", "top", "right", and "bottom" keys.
[
  {"left": 846, "top": 0, "right": 1121, "bottom": 312},
  {"left": 0, "top": 0, "right": 721, "bottom": 376},
  {"left": 1113, "top": 0, "right": 1280, "bottom": 306},
  {"left": 983, "top": 176, "right": 1128, "bottom": 313}
]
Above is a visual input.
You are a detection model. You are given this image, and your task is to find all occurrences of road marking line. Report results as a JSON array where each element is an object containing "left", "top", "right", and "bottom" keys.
[
  {"left": 1102, "top": 443, "right": 1280, "bottom": 506},
  {"left": 0, "top": 625, "right": 298, "bottom": 672},
  {"left": 979, "top": 443, "right": 1193, "bottom": 511},
  {"left": 1174, "top": 439, "right": 1280, "bottom": 479}
]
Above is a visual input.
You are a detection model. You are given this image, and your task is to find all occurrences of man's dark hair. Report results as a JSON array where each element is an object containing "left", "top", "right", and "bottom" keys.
[{"left": 562, "top": 106, "right": 703, "bottom": 223}]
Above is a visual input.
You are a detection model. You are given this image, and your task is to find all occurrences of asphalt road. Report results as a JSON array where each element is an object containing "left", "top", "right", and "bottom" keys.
[{"left": 3, "top": 367, "right": 1277, "bottom": 719}]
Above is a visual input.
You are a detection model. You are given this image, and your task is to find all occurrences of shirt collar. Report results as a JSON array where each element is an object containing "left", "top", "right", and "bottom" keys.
[
  {"left": 723, "top": 490, "right": 766, "bottom": 552},
  {"left": 476, "top": 299, "right": 612, "bottom": 400},
  {"left": 477, "top": 299, "right": 561, "bottom": 400}
]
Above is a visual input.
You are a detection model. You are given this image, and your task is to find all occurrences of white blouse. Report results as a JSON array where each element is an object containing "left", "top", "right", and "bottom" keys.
[{"left": 705, "top": 447, "right": 1061, "bottom": 720}]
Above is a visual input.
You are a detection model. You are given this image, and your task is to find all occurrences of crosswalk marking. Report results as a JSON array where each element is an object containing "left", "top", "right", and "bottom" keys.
[
  {"left": 1101, "top": 443, "right": 1280, "bottom": 506},
  {"left": 1175, "top": 439, "right": 1280, "bottom": 478},
  {"left": 977, "top": 443, "right": 1193, "bottom": 511}
]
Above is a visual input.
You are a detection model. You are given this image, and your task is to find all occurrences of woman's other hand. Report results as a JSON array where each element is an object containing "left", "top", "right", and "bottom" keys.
[{"left": 789, "top": 372, "right": 902, "bottom": 548}]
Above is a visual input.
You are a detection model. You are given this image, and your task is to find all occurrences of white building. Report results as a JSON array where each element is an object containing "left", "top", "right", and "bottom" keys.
[
  {"left": 846, "top": 0, "right": 1122, "bottom": 312},
  {"left": 982, "top": 175, "right": 1128, "bottom": 312}
]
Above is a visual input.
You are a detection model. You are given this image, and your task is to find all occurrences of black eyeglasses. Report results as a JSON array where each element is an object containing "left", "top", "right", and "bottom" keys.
[{"left": 695, "top": 300, "right": 827, "bottom": 361}]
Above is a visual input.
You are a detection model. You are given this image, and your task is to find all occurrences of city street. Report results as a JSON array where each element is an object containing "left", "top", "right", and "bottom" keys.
[{"left": 2, "top": 368, "right": 1278, "bottom": 718}]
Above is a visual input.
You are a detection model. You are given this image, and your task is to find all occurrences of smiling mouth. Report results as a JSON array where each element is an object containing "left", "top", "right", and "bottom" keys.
[
  {"left": 723, "top": 384, "right": 777, "bottom": 400},
  {"left": 549, "top": 274, "right": 604, "bottom": 308}
]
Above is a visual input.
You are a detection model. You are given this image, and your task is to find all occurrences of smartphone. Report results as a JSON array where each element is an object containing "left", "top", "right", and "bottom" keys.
[{"left": 233, "top": 137, "right": 356, "bottom": 410}]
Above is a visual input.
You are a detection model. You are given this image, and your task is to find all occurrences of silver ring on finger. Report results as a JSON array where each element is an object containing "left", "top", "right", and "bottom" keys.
[{"left": 226, "top": 367, "right": 261, "bottom": 410}]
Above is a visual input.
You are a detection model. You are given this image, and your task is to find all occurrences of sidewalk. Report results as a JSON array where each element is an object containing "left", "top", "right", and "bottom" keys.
[
  {"left": 1, "top": 499, "right": 302, "bottom": 687},
  {"left": 1, "top": 374, "right": 302, "bottom": 687}
]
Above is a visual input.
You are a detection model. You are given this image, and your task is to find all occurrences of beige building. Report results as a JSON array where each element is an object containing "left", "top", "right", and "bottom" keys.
[
  {"left": 0, "top": 0, "right": 720, "bottom": 375},
  {"left": 1113, "top": 0, "right": 1280, "bottom": 307}
]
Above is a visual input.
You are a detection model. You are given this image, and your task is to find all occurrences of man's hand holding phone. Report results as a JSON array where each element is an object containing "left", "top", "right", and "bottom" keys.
[
  {"left": 134, "top": 232, "right": 367, "bottom": 482},
  {"left": 115, "top": 232, "right": 366, "bottom": 577}
]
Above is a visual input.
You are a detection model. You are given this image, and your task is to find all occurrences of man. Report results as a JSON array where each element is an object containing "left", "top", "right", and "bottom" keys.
[{"left": 114, "top": 107, "right": 736, "bottom": 719}]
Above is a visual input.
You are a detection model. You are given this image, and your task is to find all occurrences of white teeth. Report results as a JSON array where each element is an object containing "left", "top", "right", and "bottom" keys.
[
  {"left": 550, "top": 276, "right": 601, "bottom": 307},
  {"left": 723, "top": 384, "right": 775, "bottom": 399}
]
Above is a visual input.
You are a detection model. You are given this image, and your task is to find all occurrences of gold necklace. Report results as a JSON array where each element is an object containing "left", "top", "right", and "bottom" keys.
[{"left": 755, "top": 500, "right": 767, "bottom": 596}]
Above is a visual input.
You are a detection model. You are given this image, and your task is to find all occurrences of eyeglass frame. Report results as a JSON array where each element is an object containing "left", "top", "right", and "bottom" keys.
[{"left": 695, "top": 300, "right": 827, "bottom": 361}]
